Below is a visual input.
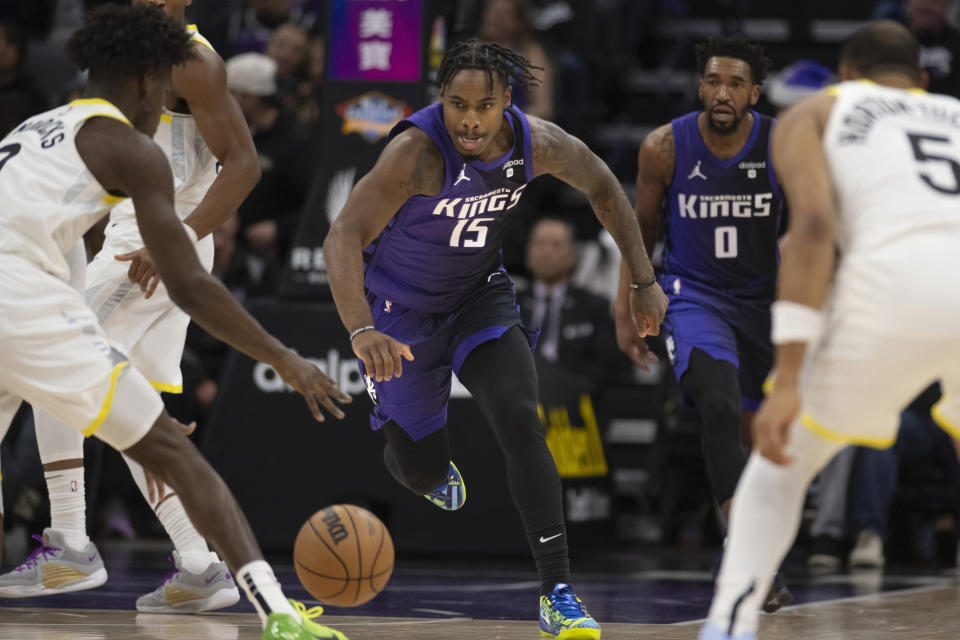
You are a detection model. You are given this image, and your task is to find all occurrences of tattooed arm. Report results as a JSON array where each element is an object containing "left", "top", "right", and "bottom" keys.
[
  {"left": 614, "top": 124, "right": 675, "bottom": 363},
  {"left": 531, "top": 117, "right": 654, "bottom": 283},
  {"left": 323, "top": 128, "right": 443, "bottom": 381},
  {"left": 529, "top": 116, "right": 667, "bottom": 337}
]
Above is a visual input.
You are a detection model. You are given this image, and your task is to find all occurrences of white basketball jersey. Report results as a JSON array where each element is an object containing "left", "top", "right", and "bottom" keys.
[
  {"left": 104, "top": 25, "right": 219, "bottom": 252},
  {"left": 823, "top": 80, "right": 960, "bottom": 257},
  {"left": 0, "top": 99, "right": 132, "bottom": 281}
]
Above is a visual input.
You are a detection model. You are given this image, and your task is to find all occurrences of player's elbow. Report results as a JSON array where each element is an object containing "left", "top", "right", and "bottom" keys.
[
  {"left": 165, "top": 271, "right": 207, "bottom": 315},
  {"left": 241, "top": 150, "right": 262, "bottom": 189},
  {"left": 793, "top": 210, "right": 835, "bottom": 243},
  {"left": 323, "top": 221, "right": 361, "bottom": 259},
  {"left": 223, "top": 146, "right": 262, "bottom": 191}
]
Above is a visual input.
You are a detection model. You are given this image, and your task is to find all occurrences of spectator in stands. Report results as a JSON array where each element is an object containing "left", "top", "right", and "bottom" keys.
[
  {"left": 0, "top": 20, "right": 48, "bottom": 137},
  {"left": 478, "top": 0, "right": 555, "bottom": 119},
  {"left": 266, "top": 21, "right": 310, "bottom": 113},
  {"left": 296, "top": 35, "right": 325, "bottom": 131},
  {"left": 226, "top": 0, "right": 324, "bottom": 56},
  {"left": 517, "top": 218, "right": 627, "bottom": 394},
  {"left": 226, "top": 52, "right": 318, "bottom": 264},
  {"left": 846, "top": 384, "right": 960, "bottom": 568},
  {"left": 767, "top": 59, "right": 834, "bottom": 113},
  {"left": 905, "top": 0, "right": 960, "bottom": 97}
]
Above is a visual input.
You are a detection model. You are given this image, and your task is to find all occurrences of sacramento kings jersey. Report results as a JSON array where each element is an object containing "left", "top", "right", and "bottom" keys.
[
  {"left": 363, "top": 102, "right": 533, "bottom": 312},
  {"left": 0, "top": 99, "right": 131, "bottom": 282},
  {"left": 663, "top": 111, "right": 784, "bottom": 294}
]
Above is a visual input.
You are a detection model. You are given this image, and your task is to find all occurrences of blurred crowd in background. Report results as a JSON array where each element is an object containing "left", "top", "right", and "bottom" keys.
[{"left": 3, "top": 0, "right": 960, "bottom": 571}]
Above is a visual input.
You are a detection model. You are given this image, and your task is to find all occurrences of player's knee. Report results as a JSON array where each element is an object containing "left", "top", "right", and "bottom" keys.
[
  {"left": 697, "top": 390, "right": 741, "bottom": 434},
  {"left": 125, "top": 413, "right": 201, "bottom": 482},
  {"left": 487, "top": 397, "right": 541, "bottom": 439},
  {"left": 386, "top": 447, "right": 448, "bottom": 494}
]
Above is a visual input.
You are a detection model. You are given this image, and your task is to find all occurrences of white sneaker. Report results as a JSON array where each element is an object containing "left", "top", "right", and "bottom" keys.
[
  {"left": 849, "top": 530, "right": 885, "bottom": 568},
  {"left": 0, "top": 528, "right": 107, "bottom": 597},
  {"left": 136, "top": 551, "right": 240, "bottom": 613}
]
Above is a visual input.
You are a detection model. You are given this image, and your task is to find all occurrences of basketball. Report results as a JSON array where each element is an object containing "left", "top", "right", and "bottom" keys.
[{"left": 293, "top": 504, "right": 394, "bottom": 607}]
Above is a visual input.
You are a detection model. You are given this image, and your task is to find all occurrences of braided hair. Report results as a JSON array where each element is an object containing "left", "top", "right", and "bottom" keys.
[{"left": 436, "top": 38, "right": 542, "bottom": 93}]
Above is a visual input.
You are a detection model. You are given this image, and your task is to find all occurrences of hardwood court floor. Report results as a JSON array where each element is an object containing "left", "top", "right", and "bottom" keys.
[{"left": 2, "top": 584, "right": 960, "bottom": 639}]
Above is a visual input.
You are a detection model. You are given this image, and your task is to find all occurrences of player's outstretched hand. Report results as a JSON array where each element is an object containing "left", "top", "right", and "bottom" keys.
[
  {"left": 115, "top": 247, "right": 161, "bottom": 299},
  {"left": 614, "top": 311, "right": 659, "bottom": 370},
  {"left": 274, "top": 350, "right": 352, "bottom": 422},
  {"left": 352, "top": 329, "right": 414, "bottom": 383},
  {"left": 753, "top": 387, "right": 799, "bottom": 466},
  {"left": 629, "top": 283, "right": 668, "bottom": 337}
]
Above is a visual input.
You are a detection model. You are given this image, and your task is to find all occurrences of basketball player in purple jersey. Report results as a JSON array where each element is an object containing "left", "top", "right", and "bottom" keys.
[
  {"left": 613, "top": 35, "right": 791, "bottom": 612},
  {"left": 324, "top": 39, "right": 667, "bottom": 639}
]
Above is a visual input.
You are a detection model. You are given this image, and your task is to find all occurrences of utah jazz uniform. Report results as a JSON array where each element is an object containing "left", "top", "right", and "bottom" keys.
[
  {"left": 362, "top": 103, "right": 535, "bottom": 440},
  {"left": 84, "top": 25, "right": 218, "bottom": 394},
  {"left": 0, "top": 100, "right": 163, "bottom": 450},
  {"left": 661, "top": 111, "right": 785, "bottom": 410},
  {"left": 798, "top": 81, "right": 960, "bottom": 447}
]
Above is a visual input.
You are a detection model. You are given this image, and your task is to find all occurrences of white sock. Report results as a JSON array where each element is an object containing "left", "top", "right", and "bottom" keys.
[
  {"left": 122, "top": 452, "right": 218, "bottom": 574},
  {"left": 45, "top": 466, "right": 89, "bottom": 550},
  {"left": 708, "top": 429, "right": 839, "bottom": 637},
  {"left": 238, "top": 560, "right": 298, "bottom": 625},
  {"left": 155, "top": 496, "right": 219, "bottom": 573}
]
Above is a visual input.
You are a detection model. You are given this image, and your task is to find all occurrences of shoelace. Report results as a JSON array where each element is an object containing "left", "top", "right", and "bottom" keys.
[
  {"left": 158, "top": 556, "right": 182, "bottom": 586},
  {"left": 289, "top": 599, "right": 343, "bottom": 637},
  {"left": 548, "top": 587, "right": 587, "bottom": 619},
  {"left": 290, "top": 598, "right": 325, "bottom": 620},
  {"left": 15, "top": 535, "right": 61, "bottom": 572}
]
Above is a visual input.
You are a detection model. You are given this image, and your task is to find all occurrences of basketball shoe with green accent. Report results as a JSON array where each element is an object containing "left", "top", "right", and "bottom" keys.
[
  {"left": 423, "top": 461, "right": 466, "bottom": 510},
  {"left": 285, "top": 599, "right": 348, "bottom": 639},
  {"left": 539, "top": 583, "right": 601, "bottom": 639}
]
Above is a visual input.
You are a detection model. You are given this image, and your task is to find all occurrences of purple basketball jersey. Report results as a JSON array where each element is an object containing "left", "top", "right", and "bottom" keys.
[
  {"left": 363, "top": 103, "right": 534, "bottom": 312},
  {"left": 663, "top": 111, "right": 784, "bottom": 293}
]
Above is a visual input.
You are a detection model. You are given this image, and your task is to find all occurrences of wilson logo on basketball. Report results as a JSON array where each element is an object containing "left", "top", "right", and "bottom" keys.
[{"left": 322, "top": 509, "right": 350, "bottom": 545}]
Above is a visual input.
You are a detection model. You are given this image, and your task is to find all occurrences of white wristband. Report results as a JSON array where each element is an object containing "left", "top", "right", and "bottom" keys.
[
  {"left": 771, "top": 300, "right": 825, "bottom": 345},
  {"left": 183, "top": 223, "right": 199, "bottom": 244}
]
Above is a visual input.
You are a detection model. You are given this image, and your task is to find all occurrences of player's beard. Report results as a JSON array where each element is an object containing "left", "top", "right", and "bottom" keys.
[{"left": 707, "top": 105, "right": 746, "bottom": 135}]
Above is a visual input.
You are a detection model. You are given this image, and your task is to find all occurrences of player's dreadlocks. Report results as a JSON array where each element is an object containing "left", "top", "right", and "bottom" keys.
[
  {"left": 67, "top": 4, "right": 195, "bottom": 83},
  {"left": 436, "top": 38, "right": 542, "bottom": 92},
  {"left": 695, "top": 34, "right": 771, "bottom": 85}
]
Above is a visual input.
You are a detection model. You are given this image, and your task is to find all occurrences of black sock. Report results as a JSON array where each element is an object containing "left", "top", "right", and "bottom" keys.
[{"left": 528, "top": 524, "right": 570, "bottom": 595}]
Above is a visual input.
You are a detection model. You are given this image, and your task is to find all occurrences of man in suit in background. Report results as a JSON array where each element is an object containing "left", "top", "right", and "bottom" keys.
[{"left": 518, "top": 217, "right": 626, "bottom": 394}]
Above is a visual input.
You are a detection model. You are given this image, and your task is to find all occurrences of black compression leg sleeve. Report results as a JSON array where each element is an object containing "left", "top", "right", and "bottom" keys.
[
  {"left": 458, "top": 326, "right": 570, "bottom": 594},
  {"left": 682, "top": 348, "right": 747, "bottom": 506},
  {"left": 382, "top": 422, "right": 451, "bottom": 495}
]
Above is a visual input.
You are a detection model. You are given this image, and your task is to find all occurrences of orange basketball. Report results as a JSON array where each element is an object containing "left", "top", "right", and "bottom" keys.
[{"left": 293, "top": 504, "right": 394, "bottom": 607}]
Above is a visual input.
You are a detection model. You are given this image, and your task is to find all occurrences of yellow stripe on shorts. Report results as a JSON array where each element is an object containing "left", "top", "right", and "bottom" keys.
[
  {"left": 931, "top": 401, "right": 960, "bottom": 439},
  {"left": 83, "top": 361, "right": 129, "bottom": 437},
  {"left": 800, "top": 414, "right": 896, "bottom": 449},
  {"left": 101, "top": 193, "right": 127, "bottom": 205},
  {"left": 150, "top": 381, "right": 183, "bottom": 395}
]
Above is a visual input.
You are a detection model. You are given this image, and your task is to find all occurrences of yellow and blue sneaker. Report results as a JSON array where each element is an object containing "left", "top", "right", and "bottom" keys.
[
  {"left": 423, "top": 461, "right": 466, "bottom": 511},
  {"left": 539, "top": 583, "right": 601, "bottom": 639},
  {"left": 261, "top": 600, "right": 347, "bottom": 640}
]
